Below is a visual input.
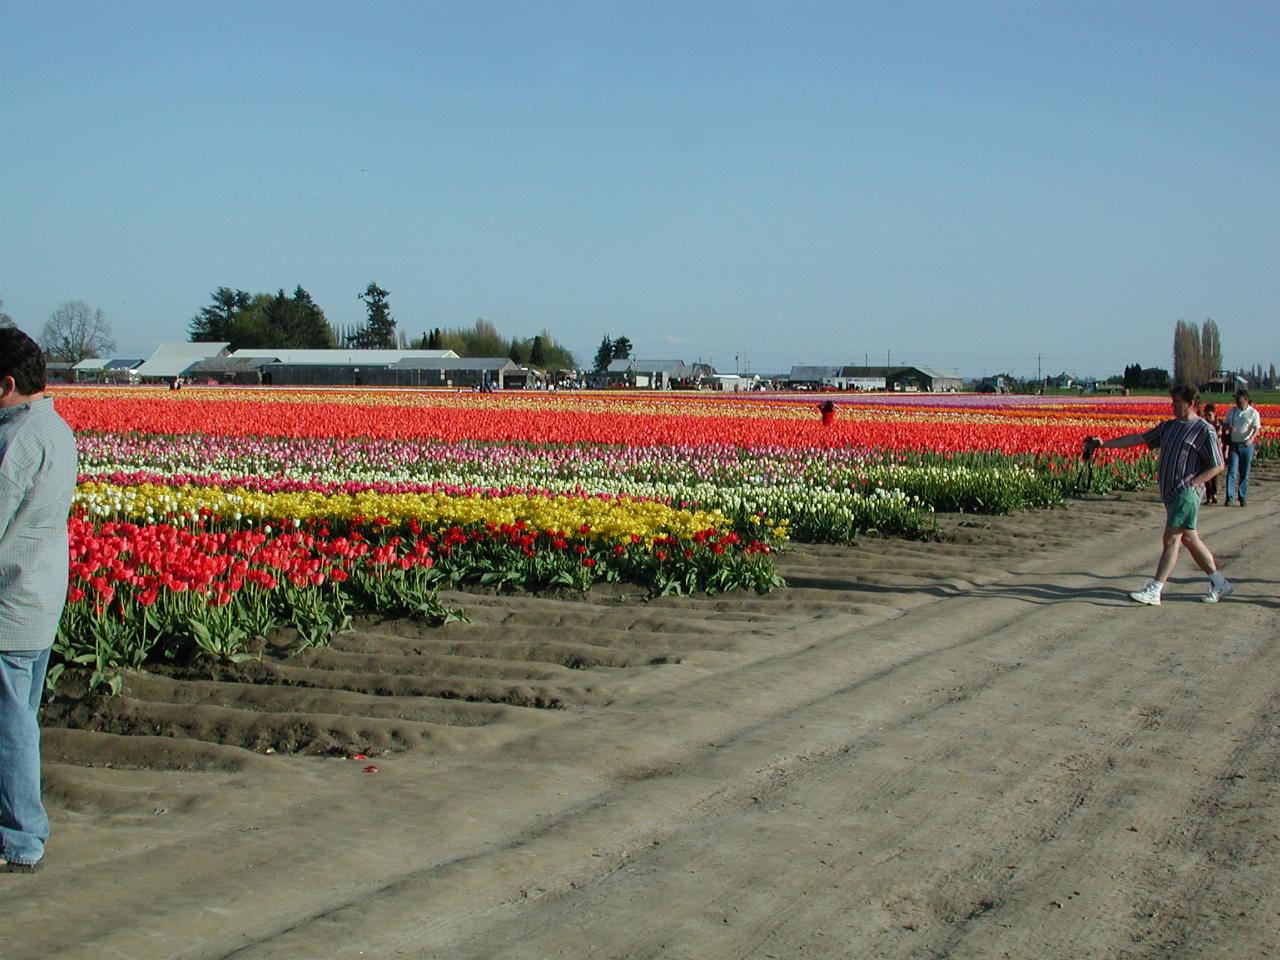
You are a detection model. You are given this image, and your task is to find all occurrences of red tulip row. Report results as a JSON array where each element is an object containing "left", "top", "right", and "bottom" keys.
[
  {"left": 57, "top": 393, "right": 1164, "bottom": 457},
  {"left": 54, "top": 511, "right": 781, "bottom": 693}
]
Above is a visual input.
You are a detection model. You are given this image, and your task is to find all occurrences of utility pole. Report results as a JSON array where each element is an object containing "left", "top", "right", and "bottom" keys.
[{"left": 1037, "top": 352, "right": 1042, "bottom": 386}]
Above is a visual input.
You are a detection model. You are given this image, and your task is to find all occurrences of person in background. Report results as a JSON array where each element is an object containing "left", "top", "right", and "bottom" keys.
[
  {"left": 1083, "top": 383, "right": 1230, "bottom": 606},
  {"left": 1216, "top": 402, "right": 1234, "bottom": 488},
  {"left": 1200, "top": 403, "right": 1220, "bottom": 504},
  {"left": 818, "top": 399, "right": 836, "bottom": 426},
  {"left": 0, "top": 326, "right": 78, "bottom": 873},
  {"left": 1223, "top": 389, "right": 1261, "bottom": 506}
]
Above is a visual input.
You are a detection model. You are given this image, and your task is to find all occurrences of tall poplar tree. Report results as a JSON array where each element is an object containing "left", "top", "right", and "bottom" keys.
[
  {"left": 1200, "top": 318, "right": 1222, "bottom": 379},
  {"left": 1172, "top": 320, "right": 1203, "bottom": 385}
]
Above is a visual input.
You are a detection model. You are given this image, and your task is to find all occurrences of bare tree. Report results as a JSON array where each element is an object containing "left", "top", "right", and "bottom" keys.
[
  {"left": 41, "top": 300, "right": 116, "bottom": 363},
  {"left": 0, "top": 295, "right": 14, "bottom": 328}
]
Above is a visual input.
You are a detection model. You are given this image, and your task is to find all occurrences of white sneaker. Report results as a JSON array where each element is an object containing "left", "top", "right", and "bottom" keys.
[
  {"left": 1203, "top": 580, "right": 1233, "bottom": 603},
  {"left": 1129, "top": 581, "right": 1163, "bottom": 606}
]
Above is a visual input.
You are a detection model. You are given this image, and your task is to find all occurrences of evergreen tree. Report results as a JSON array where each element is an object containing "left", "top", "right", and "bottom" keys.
[
  {"left": 612, "top": 336, "right": 632, "bottom": 360},
  {"left": 530, "top": 335, "right": 546, "bottom": 367},
  {"left": 262, "top": 289, "right": 297, "bottom": 347},
  {"left": 288, "top": 286, "right": 335, "bottom": 348},
  {"left": 594, "top": 335, "right": 614, "bottom": 372},
  {"left": 509, "top": 336, "right": 523, "bottom": 363},
  {"left": 349, "top": 282, "right": 396, "bottom": 348},
  {"left": 189, "top": 287, "right": 251, "bottom": 342},
  {"left": 226, "top": 293, "right": 275, "bottom": 349}
]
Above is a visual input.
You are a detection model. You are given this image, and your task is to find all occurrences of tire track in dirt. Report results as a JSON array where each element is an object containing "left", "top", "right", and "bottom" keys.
[{"left": 412, "top": 539, "right": 1277, "bottom": 960}]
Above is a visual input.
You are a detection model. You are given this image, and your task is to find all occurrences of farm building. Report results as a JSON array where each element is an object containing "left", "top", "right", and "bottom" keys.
[
  {"left": 709, "top": 373, "right": 760, "bottom": 392},
  {"left": 186, "top": 356, "right": 272, "bottom": 385},
  {"left": 388, "top": 357, "right": 524, "bottom": 389},
  {"left": 229, "top": 348, "right": 458, "bottom": 365},
  {"left": 887, "top": 366, "right": 963, "bottom": 392},
  {"left": 786, "top": 366, "right": 844, "bottom": 389},
  {"left": 253, "top": 355, "right": 523, "bottom": 388},
  {"left": 1204, "top": 370, "right": 1249, "bottom": 394},
  {"left": 46, "top": 361, "right": 77, "bottom": 384},
  {"left": 76, "top": 358, "right": 145, "bottom": 383},
  {"left": 604, "top": 359, "right": 694, "bottom": 389},
  {"left": 786, "top": 365, "right": 962, "bottom": 392},
  {"left": 133, "top": 342, "right": 230, "bottom": 382}
]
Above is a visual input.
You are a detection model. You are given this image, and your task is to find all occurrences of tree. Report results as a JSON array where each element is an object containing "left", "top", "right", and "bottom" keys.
[
  {"left": 286, "top": 286, "right": 335, "bottom": 348},
  {"left": 1200, "top": 318, "right": 1222, "bottom": 379},
  {"left": 258, "top": 286, "right": 335, "bottom": 349},
  {"left": 529, "top": 335, "right": 546, "bottom": 367},
  {"left": 508, "top": 336, "right": 523, "bottom": 364},
  {"left": 0, "top": 296, "right": 13, "bottom": 328},
  {"left": 426, "top": 327, "right": 442, "bottom": 350},
  {"left": 348, "top": 282, "right": 397, "bottom": 348},
  {"left": 536, "top": 329, "right": 575, "bottom": 372},
  {"left": 612, "top": 336, "right": 632, "bottom": 360},
  {"left": 1122, "top": 363, "right": 1143, "bottom": 390},
  {"left": 594, "top": 335, "right": 614, "bottom": 372},
  {"left": 41, "top": 300, "right": 116, "bottom": 362},
  {"left": 1172, "top": 319, "right": 1203, "bottom": 385},
  {"left": 189, "top": 287, "right": 251, "bottom": 342},
  {"left": 438, "top": 318, "right": 507, "bottom": 357},
  {"left": 225, "top": 293, "right": 274, "bottom": 349}
]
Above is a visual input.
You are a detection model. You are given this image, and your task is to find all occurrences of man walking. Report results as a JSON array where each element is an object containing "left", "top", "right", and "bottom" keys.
[
  {"left": 0, "top": 327, "right": 78, "bottom": 873},
  {"left": 1223, "top": 388, "right": 1261, "bottom": 506},
  {"left": 1084, "top": 384, "right": 1231, "bottom": 606}
]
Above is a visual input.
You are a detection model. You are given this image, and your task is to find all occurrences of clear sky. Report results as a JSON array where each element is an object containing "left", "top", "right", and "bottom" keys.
[{"left": 3, "top": 0, "right": 1276, "bottom": 378}]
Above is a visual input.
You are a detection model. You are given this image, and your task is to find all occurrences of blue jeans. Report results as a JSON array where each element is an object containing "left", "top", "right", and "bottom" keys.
[
  {"left": 1227, "top": 443, "right": 1254, "bottom": 502},
  {"left": 0, "top": 647, "right": 51, "bottom": 866}
]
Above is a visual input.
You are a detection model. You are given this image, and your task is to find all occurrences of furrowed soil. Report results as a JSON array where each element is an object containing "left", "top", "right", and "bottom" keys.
[{"left": 7, "top": 468, "right": 1278, "bottom": 960}]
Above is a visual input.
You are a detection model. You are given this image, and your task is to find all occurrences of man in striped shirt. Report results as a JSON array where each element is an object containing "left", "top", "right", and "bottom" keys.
[
  {"left": 0, "top": 326, "right": 78, "bottom": 873},
  {"left": 1084, "top": 383, "right": 1231, "bottom": 606}
]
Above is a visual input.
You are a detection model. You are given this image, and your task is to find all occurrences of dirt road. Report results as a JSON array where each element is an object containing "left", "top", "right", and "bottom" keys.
[{"left": 7, "top": 470, "right": 1277, "bottom": 959}]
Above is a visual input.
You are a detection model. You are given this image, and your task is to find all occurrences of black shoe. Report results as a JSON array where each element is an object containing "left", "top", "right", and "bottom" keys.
[{"left": 0, "top": 859, "right": 43, "bottom": 874}]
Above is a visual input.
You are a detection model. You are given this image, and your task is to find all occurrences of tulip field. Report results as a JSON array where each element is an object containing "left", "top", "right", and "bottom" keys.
[{"left": 51, "top": 387, "right": 1275, "bottom": 692}]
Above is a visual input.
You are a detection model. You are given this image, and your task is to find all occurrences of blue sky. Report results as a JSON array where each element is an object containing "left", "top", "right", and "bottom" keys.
[{"left": 3, "top": 0, "right": 1276, "bottom": 378}]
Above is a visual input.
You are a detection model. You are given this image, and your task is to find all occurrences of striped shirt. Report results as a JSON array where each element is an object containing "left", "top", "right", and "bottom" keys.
[
  {"left": 0, "top": 397, "right": 78, "bottom": 651},
  {"left": 1142, "top": 416, "right": 1223, "bottom": 504}
]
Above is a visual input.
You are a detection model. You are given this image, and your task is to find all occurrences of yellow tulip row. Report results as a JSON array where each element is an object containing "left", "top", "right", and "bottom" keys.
[{"left": 74, "top": 481, "right": 735, "bottom": 543}]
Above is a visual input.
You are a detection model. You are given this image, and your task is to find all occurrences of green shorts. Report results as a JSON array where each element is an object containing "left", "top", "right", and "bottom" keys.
[{"left": 1165, "top": 487, "right": 1200, "bottom": 530}]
